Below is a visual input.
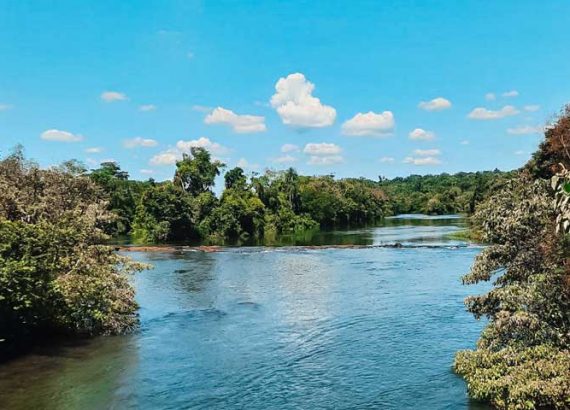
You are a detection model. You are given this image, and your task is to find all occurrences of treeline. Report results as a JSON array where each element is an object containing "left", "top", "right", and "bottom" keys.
[
  {"left": 89, "top": 153, "right": 509, "bottom": 243},
  {"left": 454, "top": 106, "right": 570, "bottom": 409},
  {"left": 91, "top": 151, "right": 389, "bottom": 243},
  {"left": 379, "top": 170, "right": 514, "bottom": 215}
]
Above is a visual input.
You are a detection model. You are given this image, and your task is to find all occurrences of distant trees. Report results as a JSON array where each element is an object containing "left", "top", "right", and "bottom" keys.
[
  {"left": 380, "top": 171, "right": 512, "bottom": 215},
  {"left": 85, "top": 147, "right": 509, "bottom": 244},
  {"left": 0, "top": 148, "right": 146, "bottom": 356},
  {"left": 455, "top": 106, "right": 570, "bottom": 409}
]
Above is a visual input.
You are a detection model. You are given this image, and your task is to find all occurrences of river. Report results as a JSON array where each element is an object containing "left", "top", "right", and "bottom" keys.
[{"left": 0, "top": 215, "right": 491, "bottom": 409}]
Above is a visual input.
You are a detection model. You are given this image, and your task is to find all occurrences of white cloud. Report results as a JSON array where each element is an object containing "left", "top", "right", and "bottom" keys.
[
  {"left": 281, "top": 143, "right": 299, "bottom": 153},
  {"left": 418, "top": 97, "right": 452, "bottom": 111},
  {"left": 236, "top": 158, "right": 260, "bottom": 170},
  {"left": 303, "top": 142, "right": 342, "bottom": 156},
  {"left": 139, "top": 104, "right": 157, "bottom": 112},
  {"left": 502, "top": 90, "right": 519, "bottom": 98},
  {"left": 403, "top": 156, "right": 441, "bottom": 166},
  {"left": 100, "top": 91, "right": 128, "bottom": 102},
  {"left": 0, "top": 103, "right": 12, "bottom": 111},
  {"left": 40, "top": 129, "right": 83, "bottom": 142},
  {"left": 413, "top": 148, "right": 441, "bottom": 156},
  {"left": 409, "top": 128, "right": 436, "bottom": 141},
  {"left": 514, "top": 150, "right": 526, "bottom": 155},
  {"left": 124, "top": 137, "right": 159, "bottom": 148},
  {"left": 270, "top": 73, "right": 336, "bottom": 128},
  {"left": 523, "top": 105, "right": 540, "bottom": 112},
  {"left": 150, "top": 137, "right": 229, "bottom": 166},
  {"left": 507, "top": 125, "right": 544, "bottom": 135},
  {"left": 467, "top": 105, "right": 520, "bottom": 120},
  {"left": 461, "top": 140, "right": 470, "bottom": 145},
  {"left": 379, "top": 156, "right": 395, "bottom": 163},
  {"left": 308, "top": 155, "right": 344, "bottom": 165},
  {"left": 485, "top": 93, "right": 496, "bottom": 101},
  {"left": 341, "top": 111, "right": 395, "bottom": 136},
  {"left": 140, "top": 169, "right": 155, "bottom": 175},
  {"left": 85, "top": 147, "right": 103, "bottom": 153},
  {"left": 176, "top": 137, "right": 228, "bottom": 156},
  {"left": 274, "top": 155, "right": 297, "bottom": 164},
  {"left": 187, "top": 51, "right": 194, "bottom": 59},
  {"left": 204, "top": 107, "right": 266, "bottom": 133},
  {"left": 150, "top": 149, "right": 179, "bottom": 166}
]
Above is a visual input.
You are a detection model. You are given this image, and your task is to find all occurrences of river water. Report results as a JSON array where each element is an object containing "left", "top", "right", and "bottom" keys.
[{"left": 0, "top": 216, "right": 491, "bottom": 409}]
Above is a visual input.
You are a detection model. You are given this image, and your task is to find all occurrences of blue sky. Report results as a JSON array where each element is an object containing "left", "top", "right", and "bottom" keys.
[{"left": 1, "top": 0, "right": 569, "bottom": 182}]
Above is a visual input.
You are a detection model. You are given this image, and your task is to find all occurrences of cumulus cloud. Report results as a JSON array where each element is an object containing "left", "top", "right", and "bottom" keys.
[
  {"left": 100, "top": 91, "right": 128, "bottom": 102},
  {"left": 502, "top": 90, "right": 519, "bottom": 98},
  {"left": 176, "top": 137, "right": 228, "bottom": 156},
  {"left": 270, "top": 73, "right": 336, "bottom": 128},
  {"left": 403, "top": 156, "right": 441, "bottom": 166},
  {"left": 413, "top": 148, "right": 441, "bottom": 156},
  {"left": 150, "top": 149, "right": 179, "bottom": 166},
  {"left": 341, "top": 111, "right": 395, "bottom": 136},
  {"left": 485, "top": 93, "right": 496, "bottom": 101},
  {"left": 150, "top": 137, "right": 228, "bottom": 166},
  {"left": 409, "top": 128, "right": 436, "bottom": 141},
  {"left": 204, "top": 107, "right": 266, "bottom": 133},
  {"left": 467, "top": 105, "right": 520, "bottom": 120},
  {"left": 140, "top": 169, "right": 155, "bottom": 175},
  {"left": 281, "top": 143, "right": 300, "bottom": 153},
  {"left": 418, "top": 97, "right": 452, "bottom": 111},
  {"left": 85, "top": 147, "right": 103, "bottom": 153},
  {"left": 303, "top": 142, "right": 342, "bottom": 155},
  {"left": 40, "top": 129, "right": 83, "bottom": 142},
  {"left": 124, "top": 137, "right": 159, "bottom": 148},
  {"left": 507, "top": 125, "right": 544, "bottom": 135},
  {"left": 523, "top": 105, "right": 540, "bottom": 112},
  {"left": 308, "top": 155, "right": 344, "bottom": 165},
  {"left": 274, "top": 155, "right": 297, "bottom": 164},
  {"left": 139, "top": 104, "right": 157, "bottom": 112},
  {"left": 379, "top": 156, "right": 395, "bottom": 163}
]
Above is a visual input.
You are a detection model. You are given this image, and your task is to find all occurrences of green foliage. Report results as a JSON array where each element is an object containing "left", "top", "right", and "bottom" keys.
[
  {"left": 455, "top": 345, "right": 569, "bottom": 409},
  {"left": 133, "top": 182, "right": 196, "bottom": 242},
  {"left": 455, "top": 106, "right": 570, "bottom": 409},
  {"left": 0, "top": 149, "right": 147, "bottom": 353},
  {"left": 379, "top": 170, "right": 512, "bottom": 215},
  {"left": 89, "top": 161, "right": 152, "bottom": 235},
  {"left": 174, "top": 147, "right": 224, "bottom": 195}
]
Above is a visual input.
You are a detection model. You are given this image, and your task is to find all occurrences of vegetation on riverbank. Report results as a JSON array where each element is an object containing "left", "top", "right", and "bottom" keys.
[
  {"left": 0, "top": 149, "right": 147, "bottom": 358},
  {"left": 88, "top": 150, "right": 509, "bottom": 244},
  {"left": 454, "top": 105, "right": 570, "bottom": 409}
]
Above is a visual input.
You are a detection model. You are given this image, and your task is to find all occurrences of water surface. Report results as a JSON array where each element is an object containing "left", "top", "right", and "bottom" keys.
[{"left": 0, "top": 216, "right": 490, "bottom": 409}]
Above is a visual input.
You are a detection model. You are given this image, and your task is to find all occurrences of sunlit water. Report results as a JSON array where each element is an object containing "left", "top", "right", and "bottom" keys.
[{"left": 0, "top": 216, "right": 491, "bottom": 409}]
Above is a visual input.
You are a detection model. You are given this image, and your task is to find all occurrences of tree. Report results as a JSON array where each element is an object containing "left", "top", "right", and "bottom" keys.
[
  {"left": 454, "top": 107, "right": 570, "bottom": 409},
  {"left": 0, "top": 149, "right": 146, "bottom": 356},
  {"left": 174, "top": 147, "right": 225, "bottom": 195},
  {"left": 224, "top": 167, "right": 247, "bottom": 190}
]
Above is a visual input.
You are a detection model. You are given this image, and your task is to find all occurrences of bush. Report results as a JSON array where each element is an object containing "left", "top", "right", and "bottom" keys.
[{"left": 0, "top": 149, "right": 146, "bottom": 354}]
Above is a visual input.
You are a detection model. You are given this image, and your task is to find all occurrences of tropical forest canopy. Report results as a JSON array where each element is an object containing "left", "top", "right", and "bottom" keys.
[{"left": 86, "top": 151, "right": 511, "bottom": 244}]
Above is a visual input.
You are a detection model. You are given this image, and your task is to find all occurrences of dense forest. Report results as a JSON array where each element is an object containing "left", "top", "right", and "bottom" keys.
[{"left": 87, "top": 153, "right": 510, "bottom": 244}]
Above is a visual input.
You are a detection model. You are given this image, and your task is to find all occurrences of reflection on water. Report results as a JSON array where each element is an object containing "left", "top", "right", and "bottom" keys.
[{"left": 0, "top": 216, "right": 490, "bottom": 409}]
